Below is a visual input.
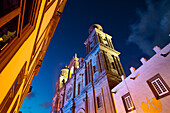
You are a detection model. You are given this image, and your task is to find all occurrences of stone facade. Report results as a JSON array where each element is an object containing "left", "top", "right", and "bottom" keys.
[
  {"left": 51, "top": 24, "right": 170, "bottom": 113},
  {"left": 51, "top": 24, "right": 125, "bottom": 113}
]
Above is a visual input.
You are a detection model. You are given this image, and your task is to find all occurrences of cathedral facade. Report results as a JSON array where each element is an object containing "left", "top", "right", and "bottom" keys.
[
  {"left": 51, "top": 24, "right": 125, "bottom": 113},
  {"left": 51, "top": 24, "right": 170, "bottom": 113}
]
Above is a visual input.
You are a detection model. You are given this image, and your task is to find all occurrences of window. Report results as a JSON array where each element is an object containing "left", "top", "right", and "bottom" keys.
[
  {"left": 0, "top": 13, "right": 19, "bottom": 52},
  {"left": 90, "top": 41, "right": 94, "bottom": 50},
  {"left": 0, "top": 62, "right": 26, "bottom": 112},
  {"left": 22, "top": 0, "right": 35, "bottom": 28},
  {"left": 147, "top": 73, "right": 170, "bottom": 99},
  {"left": 0, "top": 0, "right": 38, "bottom": 51},
  {"left": 0, "top": 0, "right": 40, "bottom": 72},
  {"left": 87, "top": 62, "right": 91, "bottom": 83},
  {"left": 151, "top": 78, "right": 168, "bottom": 96},
  {"left": 96, "top": 95, "right": 102, "bottom": 108},
  {"left": 66, "top": 87, "right": 72, "bottom": 100},
  {"left": 111, "top": 62, "right": 115, "bottom": 69},
  {"left": 93, "top": 65, "right": 96, "bottom": 73},
  {"left": 0, "top": 0, "right": 20, "bottom": 18},
  {"left": 59, "top": 100, "right": 61, "bottom": 108},
  {"left": 122, "top": 92, "right": 135, "bottom": 112},
  {"left": 78, "top": 82, "right": 80, "bottom": 95}
]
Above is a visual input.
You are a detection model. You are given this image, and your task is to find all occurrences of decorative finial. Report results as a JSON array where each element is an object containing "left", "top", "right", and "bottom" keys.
[{"left": 75, "top": 53, "right": 77, "bottom": 58}]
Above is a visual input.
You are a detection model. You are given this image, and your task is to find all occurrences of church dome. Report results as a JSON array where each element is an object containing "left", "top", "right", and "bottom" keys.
[{"left": 89, "top": 24, "right": 103, "bottom": 34}]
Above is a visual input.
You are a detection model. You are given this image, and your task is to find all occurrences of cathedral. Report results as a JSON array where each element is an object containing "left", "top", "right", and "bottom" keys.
[
  {"left": 51, "top": 24, "right": 170, "bottom": 113},
  {"left": 51, "top": 24, "right": 126, "bottom": 113}
]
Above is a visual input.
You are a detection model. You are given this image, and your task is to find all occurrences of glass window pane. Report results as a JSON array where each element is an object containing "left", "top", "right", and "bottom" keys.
[
  {"left": 22, "top": 0, "right": 34, "bottom": 28},
  {"left": 157, "top": 79, "right": 167, "bottom": 92},
  {"left": 0, "top": 16, "right": 18, "bottom": 51},
  {"left": 0, "top": 0, "right": 20, "bottom": 17},
  {"left": 125, "top": 97, "right": 130, "bottom": 109}
]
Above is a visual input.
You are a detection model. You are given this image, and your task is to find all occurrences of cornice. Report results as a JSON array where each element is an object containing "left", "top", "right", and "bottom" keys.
[
  {"left": 99, "top": 44, "right": 120, "bottom": 55},
  {"left": 81, "top": 82, "right": 93, "bottom": 93},
  {"left": 84, "top": 43, "right": 99, "bottom": 60},
  {"left": 74, "top": 93, "right": 86, "bottom": 103},
  {"left": 62, "top": 101, "right": 73, "bottom": 112},
  {"left": 93, "top": 71, "right": 107, "bottom": 85}
]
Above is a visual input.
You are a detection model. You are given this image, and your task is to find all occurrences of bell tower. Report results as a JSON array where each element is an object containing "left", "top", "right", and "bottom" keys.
[
  {"left": 84, "top": 24, "right": 125, "bottom": 88},
  {"left": 59, "top": 66, "right": 69, "bottom": 88}
]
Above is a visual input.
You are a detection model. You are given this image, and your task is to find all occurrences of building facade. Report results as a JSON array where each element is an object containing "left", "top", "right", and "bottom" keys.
[
  {"left": 111, "top": 44, "right": 170, "bottom": 113},
  {"left": 51, "top": 24, "right": 125, "bottom": 113},
  {"left": 51, "top": 24, "right": 170, "bottom": 113},
  {"left": 0, "top": 0, "right": 67, "bottom": 112}
]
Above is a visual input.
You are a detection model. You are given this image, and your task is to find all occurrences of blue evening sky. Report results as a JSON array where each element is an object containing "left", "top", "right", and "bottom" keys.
[{"left": 20, "top": 0, "right": 170, "bottom": 112}]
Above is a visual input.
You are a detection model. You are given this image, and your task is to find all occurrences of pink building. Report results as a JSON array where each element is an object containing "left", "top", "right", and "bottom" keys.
[{"left": 112, "top": 44, "right": 170, "bottom": 113}]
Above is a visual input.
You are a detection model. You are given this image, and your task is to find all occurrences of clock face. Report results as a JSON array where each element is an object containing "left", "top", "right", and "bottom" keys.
[{"left": 66, "top": 87, "right": 72, "bottom": 100}]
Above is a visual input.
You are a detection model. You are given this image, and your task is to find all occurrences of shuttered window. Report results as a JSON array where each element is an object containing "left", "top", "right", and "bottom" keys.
[
  {"left": 147, "top": 73, "right": 170, "bottom": 99},
  {"left": 122, "top": 92, "right": 135, "bottom": 112}
]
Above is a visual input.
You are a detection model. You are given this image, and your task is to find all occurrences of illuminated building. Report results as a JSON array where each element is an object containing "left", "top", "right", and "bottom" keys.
[
  {"left": 111, "top": 44, "right": 170, "bottom": 113},
  {"left": 0, "top": 0, "right": 67, "bottom": 112},
  {"left": 51, "top": 24, "right": 125, "bottom": 113},
  {"left": 51, "top": 24, "right": 170, "bottom": 113}
]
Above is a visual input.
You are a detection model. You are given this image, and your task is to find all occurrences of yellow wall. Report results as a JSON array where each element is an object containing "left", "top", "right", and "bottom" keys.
[{"left": 0, "top": 0, "right": 60, "bottom": 112}]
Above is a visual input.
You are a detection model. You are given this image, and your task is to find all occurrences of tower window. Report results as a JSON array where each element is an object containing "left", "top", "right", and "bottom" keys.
[
  {"left": 147, "top": 73, "right": 170, "bottom": 99},
  {"left": 122, "top": 92, "right": 135, "bottom": 112},
  {"left": 87, "top": 63, "right": 91, "bottom": 83},
  {"left": 93, "top": 65, "right": 96, "bottom": 73},
  {"left": 90, "top": 41, "right": 94, "bottom": 50},
  {"left": 59, "top": 100, "right": 62, "bottom": 108},
  {"left": 111, "top": 62, "right": 115, "bottom": 69},
  {"left": 96, "top": 95, "right": 102, "bottom": 108},
  {"left": 59, "top": 101, "right": 61, "bottom": 109},
  {"left": 78, "top": 82, "right": 80, "bottom": 95}
]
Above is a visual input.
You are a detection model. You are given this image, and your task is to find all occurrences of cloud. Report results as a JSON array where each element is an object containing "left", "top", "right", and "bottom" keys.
[
  {"left": 127, "top": 0, "right": 170, "bottom": 56},
  {"left": 26, "top": 93, "right": 35, "bottom": 100},
  {"left": 40, "top": 102, "right": 52, "bottom": 108}
]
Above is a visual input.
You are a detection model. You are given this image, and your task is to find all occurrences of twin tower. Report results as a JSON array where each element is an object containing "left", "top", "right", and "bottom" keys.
[{"left": 51, "top": 24, "right": 125, "bottom": 113}]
